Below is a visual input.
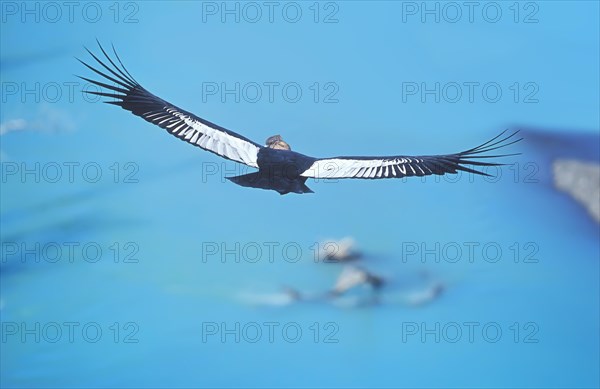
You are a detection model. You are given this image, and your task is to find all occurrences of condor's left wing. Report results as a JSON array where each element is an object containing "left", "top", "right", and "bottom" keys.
[{"left": 300, "top": 131, "right": 521, "bottom": 179}]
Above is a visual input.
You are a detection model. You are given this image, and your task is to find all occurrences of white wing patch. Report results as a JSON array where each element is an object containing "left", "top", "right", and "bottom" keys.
[
  {"left": 300, "top": 157, "right": 422, "bottom": 179},
  {"left": 142, "top": 107, "right": 260, "bottom": 168}
]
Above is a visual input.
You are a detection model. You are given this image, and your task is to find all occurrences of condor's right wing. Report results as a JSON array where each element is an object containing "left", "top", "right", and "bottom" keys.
[{"left": 78, "top": 41, "right": 262, "bottom": 168}]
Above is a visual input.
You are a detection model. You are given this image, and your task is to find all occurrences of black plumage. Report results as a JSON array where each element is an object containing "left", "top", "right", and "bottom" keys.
[{"left": 78, "top": 41, "right": 522, "bottom": 195}]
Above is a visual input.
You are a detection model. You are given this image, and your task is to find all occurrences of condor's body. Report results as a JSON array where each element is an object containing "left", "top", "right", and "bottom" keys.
[{"left": 229, "top": 148, "right": 317, "bottom": 194}]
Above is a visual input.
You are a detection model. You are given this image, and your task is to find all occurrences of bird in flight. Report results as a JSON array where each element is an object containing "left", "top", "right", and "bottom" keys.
[{"left": 78, "top": 42, "right": 521, "bottom": 195}]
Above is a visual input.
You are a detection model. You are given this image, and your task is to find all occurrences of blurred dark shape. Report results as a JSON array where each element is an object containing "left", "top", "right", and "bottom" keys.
[
  {"left": 260, "top": 267, "right": 445, "bottom": 309},
  {"left": 250, "top": 236, "right": 447, "bottom": 308},
  {"left": 553, "top": 159, "right": 600, "bottom": 223},
  {"left": 275, "top": 266, "right": 384, "bottom": 308},
  {"left": 274, "top": 266, "right": 383, "bottom": 305}
]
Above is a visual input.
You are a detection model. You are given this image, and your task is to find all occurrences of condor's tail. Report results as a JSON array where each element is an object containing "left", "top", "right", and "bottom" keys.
[{"left": 226, "top": 172, "right": 314, "bottom": 195}]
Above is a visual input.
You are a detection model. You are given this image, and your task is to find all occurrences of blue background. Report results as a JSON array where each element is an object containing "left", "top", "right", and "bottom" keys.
[{"left": 1, "top": 1, "right": 599, "bottom": 388}]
